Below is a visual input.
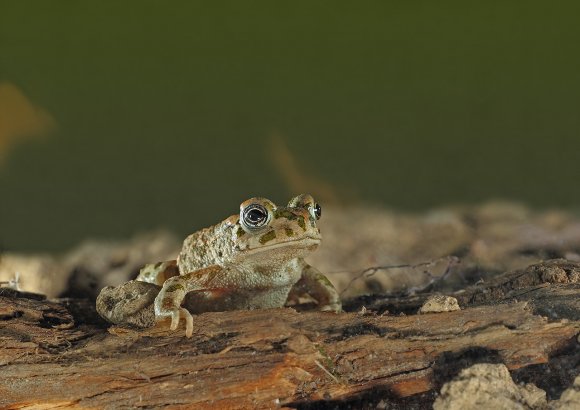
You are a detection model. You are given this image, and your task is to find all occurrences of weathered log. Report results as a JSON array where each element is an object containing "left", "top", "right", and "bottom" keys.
[
  {"left": 344, "top": 259, "right": 580, "bottom": 320},
  {"left": 1, "top": 282, "right": 579, "bottom": 409}
]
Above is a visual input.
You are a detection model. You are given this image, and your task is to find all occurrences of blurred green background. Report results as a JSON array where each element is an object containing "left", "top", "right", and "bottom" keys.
[{"left": 1, "top": 1, "right": 579, "bottom": 252}]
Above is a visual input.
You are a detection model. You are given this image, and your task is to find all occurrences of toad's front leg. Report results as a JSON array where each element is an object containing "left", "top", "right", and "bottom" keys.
[
  {"left": 154, "top": 265, "right": 223, "bottom": 337},
  {"left": 287, "top": 263, "right": 342, "bottom": 312}
]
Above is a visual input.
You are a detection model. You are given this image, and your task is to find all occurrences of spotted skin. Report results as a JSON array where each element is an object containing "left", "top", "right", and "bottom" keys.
[
  {"left": 96, "top": 194, "right": 341, "bottom": 337},
  {"left": 136, "top": 260, "right": 179, "bottom": 286}
]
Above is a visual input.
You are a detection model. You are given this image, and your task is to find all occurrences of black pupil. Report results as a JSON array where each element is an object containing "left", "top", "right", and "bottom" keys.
[
  {"left": 314, "top": 204, "right": 322, "bottom": 219},
  {"left": 247, "top": 208, "right": 266, "bottom": 224}
]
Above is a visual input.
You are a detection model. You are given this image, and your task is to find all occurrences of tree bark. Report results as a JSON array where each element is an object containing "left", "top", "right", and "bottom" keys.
[{"left": 1, "top": 260, "right": 579, "bottom": 409}]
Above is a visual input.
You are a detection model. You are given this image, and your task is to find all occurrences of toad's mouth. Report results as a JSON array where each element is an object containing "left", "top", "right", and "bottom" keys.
[{"left": 242, "top": 236, "right": 321, "bottom": 253}]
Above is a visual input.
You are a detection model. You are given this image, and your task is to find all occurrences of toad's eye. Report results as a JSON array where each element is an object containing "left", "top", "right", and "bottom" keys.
[
  {"left": 311, "top": 203, "right": 322, "bottom": 220},
  {"left": 242, "top": 204, "right": 269, "bottom": 229}
]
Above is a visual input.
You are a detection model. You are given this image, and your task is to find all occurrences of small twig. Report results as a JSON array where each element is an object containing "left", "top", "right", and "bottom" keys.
[
  {"left": 337, "top": 256, "right": 460, "bottom": 296},
  {"left": 404, "top": 256, "right": 460, "bottom": 295},
  {"left": 314, "top": 359, "right": 339, "bottom": 383}
]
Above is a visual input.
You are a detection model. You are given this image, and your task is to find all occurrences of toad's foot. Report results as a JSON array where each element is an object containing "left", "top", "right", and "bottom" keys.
[
  {"left": 154, "top": 266, "right": 223, "bottom": 338},
  {"left": 287, "top": 264, "right": 342, "bottom": 313},
  {"left": 169, "top": 307, "right": 194, "bottom": 338},
  {"left": 319, "top": 302, "right": 342, "bottom": 313},
  {"left": 154, "top": 275, "right": 196, "bottom": 337}
]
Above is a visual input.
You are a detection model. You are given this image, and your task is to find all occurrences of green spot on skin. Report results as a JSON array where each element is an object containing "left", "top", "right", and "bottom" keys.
[
  {"left": 297, "top": 216, "right": 306, "bottom": 230},
  {"left": 236, "top": 227, "right": 245, "bottom": 238},
  {"left": 317, "top": 275, "right": 334, "bottom": 288},
  {"left": 165, "top": 283, "right": 185, "bottom": 293},
  {"left": 259, "top": 230, "right": 277, "bottom": 244},
  {"left": 285, "top": 227, "right": 295, "bottom": 237},
  {"left": 274, "top": 209, "right": 297, "bottom": 220}
]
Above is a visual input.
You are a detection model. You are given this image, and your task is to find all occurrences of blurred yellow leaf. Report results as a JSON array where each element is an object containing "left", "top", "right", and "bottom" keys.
[
  {"left": 269, "top": 133, "right": 340, "bottom": 204},
  {"left": 0, "top": 82, "right": 56, "bottom": 163}
]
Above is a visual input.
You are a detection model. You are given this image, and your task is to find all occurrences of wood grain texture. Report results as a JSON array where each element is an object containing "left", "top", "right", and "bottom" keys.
[{"left": 1, "top": 261, "right": 579, "bottom": 409}]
